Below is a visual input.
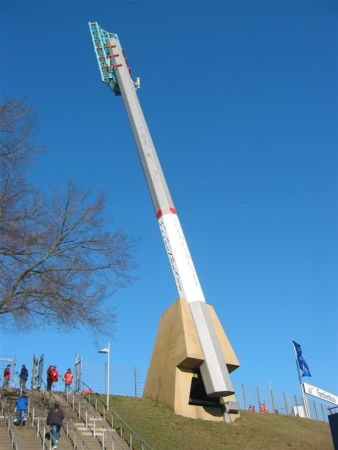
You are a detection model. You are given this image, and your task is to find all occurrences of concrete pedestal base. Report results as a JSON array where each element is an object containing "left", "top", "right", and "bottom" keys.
[{"left": 143, "top": 298, "right": 240, "bottom": 422}]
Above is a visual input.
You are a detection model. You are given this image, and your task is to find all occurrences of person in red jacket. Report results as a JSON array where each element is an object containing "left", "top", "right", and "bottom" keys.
[
  {"left": 2, "top": 364, "right": 11, "bottom": 388},
  {"left": 64, "top": 368, "right": 73, "bottom": 392},
  {"left": 51, "top": 366, "right": 59, "bottom": 390},
  {"left": 259, "top": 402, "right": 269, "bottom": 413}
]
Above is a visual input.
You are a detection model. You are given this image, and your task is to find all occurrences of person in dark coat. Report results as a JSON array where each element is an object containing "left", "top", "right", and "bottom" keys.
[
  {"left": 19, "top": 364, "right": 29, "bottom": 391},
  {"left": 47, "top": 402, "right": 65, "bottom": 449},
  {"left": 46, "top": 365, "right": 53, "bottom": 391}
]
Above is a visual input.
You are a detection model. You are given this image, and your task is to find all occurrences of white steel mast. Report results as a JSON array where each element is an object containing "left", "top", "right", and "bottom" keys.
[{"left": 89, "top": 22, "right": 234, "bottom": 397}]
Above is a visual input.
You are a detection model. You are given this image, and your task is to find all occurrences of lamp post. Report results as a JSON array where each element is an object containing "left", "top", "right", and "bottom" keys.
[{"left": 98, "top": 342, "right": 110, "bottom": 410}]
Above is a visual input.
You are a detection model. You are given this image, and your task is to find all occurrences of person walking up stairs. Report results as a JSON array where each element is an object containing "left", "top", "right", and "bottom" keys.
[{"left": 47, "top": 401, "right": 64, "bottom": 449}]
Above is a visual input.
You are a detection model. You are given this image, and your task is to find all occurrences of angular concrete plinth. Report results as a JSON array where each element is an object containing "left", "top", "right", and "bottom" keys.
[{"left": 143, "top": 298, "right": 240, "bottom": 422}]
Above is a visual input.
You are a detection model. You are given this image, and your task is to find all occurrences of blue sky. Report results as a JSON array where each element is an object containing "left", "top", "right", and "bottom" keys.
[{"left": 0, "top": 0, "right": 337, "bottom": 401}]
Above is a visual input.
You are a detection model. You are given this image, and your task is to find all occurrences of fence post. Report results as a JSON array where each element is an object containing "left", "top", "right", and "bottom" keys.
[
  {"left": 242, "top": 384, "right": 246, "bottom": 410},
  {"left": 257, "top": 387, "right": 261, "bottom": 409},
  {"left": 270, "top": 388, "right": 275, "bottom": 413},
  {"left": 134, "top": 367, "right": 137, "bottom": 398},
  {"left": 283, "top": 393, "right": 288, "bottom": 415},
  {"left": 313, "top": 400, "right": 318, "bottom": 420},
  {"left": 320, "top": 403, "right": 325, "bottom": 422}
]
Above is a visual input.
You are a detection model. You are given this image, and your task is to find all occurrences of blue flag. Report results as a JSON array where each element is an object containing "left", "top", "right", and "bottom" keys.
[{"left": 293, "top": 340, "right": 311, "bottom": 377}]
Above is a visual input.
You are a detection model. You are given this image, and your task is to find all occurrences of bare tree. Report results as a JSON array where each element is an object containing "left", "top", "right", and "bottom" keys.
[{"left": 0, "top": 99, "right": 137, "bottom": 335}]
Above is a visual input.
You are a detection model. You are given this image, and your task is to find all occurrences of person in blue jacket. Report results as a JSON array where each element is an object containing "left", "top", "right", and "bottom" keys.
[{"left": 15, "top": 394, "right": 28, "bottom": 428}]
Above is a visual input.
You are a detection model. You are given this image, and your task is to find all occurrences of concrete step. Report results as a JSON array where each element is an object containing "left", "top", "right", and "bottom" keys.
[
  {"left": 29, "top": 390, "right": 133, "bottom": 450},
  {"left": 9, "top": 423, "right": 46, "bottom": 450},
  {"left": 0, "top": 420, "right": 13, "bottom": 450},
  {"left": 0, "top": 391, "right": 73, "bottom": 450}
]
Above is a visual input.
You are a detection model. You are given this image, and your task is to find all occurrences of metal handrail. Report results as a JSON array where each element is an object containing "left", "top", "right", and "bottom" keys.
[
  {"left": 28, "top": 375, "right": 152, "bottom": 450},
  {"left": 328, "top": 405, "right": 338, "bottom": 414},
  {"left": 1, "top": 400, "right": 21, "bottom": 450},
  {"left": 59, "top": 379, "right": 126, "bottom": 450},
  {"left": 74, "top": 380, "right": 153, "bottom": 450},
  {"left": 0, "top": 386, "right": 94, "bottom": 450},
  {"left": 31, "top": 382, "right": 92, "bottom": 450},
  {"left": 28, "top": 395, "right": 54, "bottom": 449}
]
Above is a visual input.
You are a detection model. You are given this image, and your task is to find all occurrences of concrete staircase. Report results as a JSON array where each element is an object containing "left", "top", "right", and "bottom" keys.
[
  {"left": 0, "top": 388, "right": 49, "bottom": 450},
  {"left": 0, "top": 404, "right": 14, "bottom": 450},
  {"left": 31, "top": 390, "right": 131, "bottom": 450},
  {"left": 0, "top": 388, "right": 149, "bottom": 450},
  {"left": 0, "top": 388, "right": 110, "bottom": 449},
  {"left": 52, "top": 391, "right": 131, "bottom": 450},
  {"left": 31, "top": 390, "right": 102, "bottom": 450}
]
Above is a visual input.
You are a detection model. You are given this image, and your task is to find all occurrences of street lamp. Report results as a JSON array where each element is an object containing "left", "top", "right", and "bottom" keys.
[{"left": 98, "top": 342, "right": 110, "bottom": 410}]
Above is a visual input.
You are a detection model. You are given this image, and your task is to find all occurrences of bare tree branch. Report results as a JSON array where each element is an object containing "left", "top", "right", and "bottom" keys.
[{"left": 0, "top": 99, "right": 137, "bottom": 335}]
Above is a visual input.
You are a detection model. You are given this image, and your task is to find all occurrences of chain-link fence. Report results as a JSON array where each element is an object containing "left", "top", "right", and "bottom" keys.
[
  {"left": 235, "top": 382, "right": 329, "bottom": 422},
  {"left": 78, "top": 360, "right": 331, "bottom": 423},
  {"left": 81, "top": 361, "right": 148, "bottom": 398},
  {"left": 2, "top": 356, "right": 331, "bottom": 424}
]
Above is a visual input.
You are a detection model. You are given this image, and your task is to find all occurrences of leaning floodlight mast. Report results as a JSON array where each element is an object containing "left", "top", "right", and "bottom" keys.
[{"left": 88, "top": 22, "right": 234, "bottom": 397}]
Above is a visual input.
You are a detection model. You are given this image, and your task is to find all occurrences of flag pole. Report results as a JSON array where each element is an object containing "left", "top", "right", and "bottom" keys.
[{"left": 291, "top": 338, "right": 310, "bottom": 419}]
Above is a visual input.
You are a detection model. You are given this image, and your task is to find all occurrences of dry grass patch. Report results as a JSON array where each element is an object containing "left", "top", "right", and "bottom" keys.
[{"left": 108, "top": 395, "right": 333, "bottom": 450}]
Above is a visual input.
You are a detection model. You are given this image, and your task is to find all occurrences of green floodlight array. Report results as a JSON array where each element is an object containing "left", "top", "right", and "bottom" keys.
[{"left": 88, "top": 22, "right": 121, "bottom": 95}]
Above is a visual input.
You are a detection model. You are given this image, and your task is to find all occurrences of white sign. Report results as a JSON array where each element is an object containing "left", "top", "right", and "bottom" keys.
[
  {"left": 303, "top": 383, "right": 338, "bottom": 405},
  {"left": 292, "top": 405, "right": 305, "bottom": 418}
]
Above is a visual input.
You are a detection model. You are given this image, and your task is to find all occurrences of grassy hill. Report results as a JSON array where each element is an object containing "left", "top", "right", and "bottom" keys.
[{"left": 108, "top": 396, "right": 333, "bottom": 450}]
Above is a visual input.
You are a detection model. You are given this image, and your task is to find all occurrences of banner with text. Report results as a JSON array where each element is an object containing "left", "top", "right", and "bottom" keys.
[{"left": 303, "top": 383, "right": 338, "bottom": 405}]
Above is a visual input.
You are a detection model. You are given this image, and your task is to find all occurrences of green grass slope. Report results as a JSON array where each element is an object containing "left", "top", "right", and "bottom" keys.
[{"left": 110, "top": 396, "right": 333, "bottom": 450}]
